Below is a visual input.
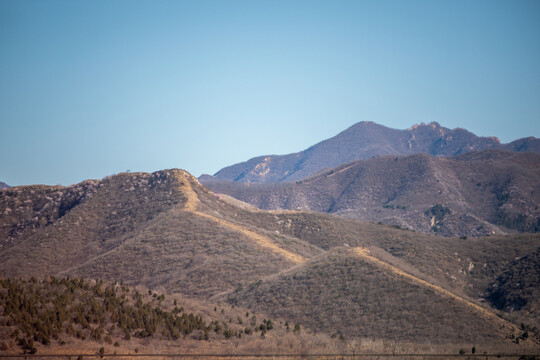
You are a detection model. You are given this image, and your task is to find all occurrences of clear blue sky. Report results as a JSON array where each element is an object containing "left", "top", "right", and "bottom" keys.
[{"left": 1, "top": 0, "right": 539, "bottom": 186}]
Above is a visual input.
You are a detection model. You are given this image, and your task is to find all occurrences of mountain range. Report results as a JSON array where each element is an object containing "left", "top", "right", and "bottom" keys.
[
  {"left": 201, "top": 122, "right": 540, "bottom": 238},
  {"left": 1, "top": 121, "right": 540, "bottom": 354},
  {"left": 0, "top": 182, "right": 9, "bottom": 190},
  {"left": 203, "top": 149, "right": 540, "bottom": 237},
  {"left": 1, "top": 169, "right": 539, "bottom": 354},
  {"left": 201, "top": 121, "right": 540, "bottom": 184}
]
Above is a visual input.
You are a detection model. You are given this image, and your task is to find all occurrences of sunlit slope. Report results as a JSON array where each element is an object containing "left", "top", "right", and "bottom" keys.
[
  {"left": 1, "top": 168, "right": 538, "bottom": 339},
  {"left": 224, "top": 246, "right": 518, "bottom": 344},
  {"left": 0, "top": 170, "right": 320, "bottom": 296},
  {"left": 201, "top": 202, "right": 540, "bottom": 310}
]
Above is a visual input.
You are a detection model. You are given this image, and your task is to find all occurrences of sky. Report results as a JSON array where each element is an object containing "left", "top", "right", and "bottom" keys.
[{"left": 1, "top": 0, "right": 539, "bottom": 186}]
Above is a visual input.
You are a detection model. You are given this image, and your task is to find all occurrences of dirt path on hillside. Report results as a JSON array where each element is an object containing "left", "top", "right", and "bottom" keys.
[{"left": 177, "top": 173, "right": 305, "bottom": 264}]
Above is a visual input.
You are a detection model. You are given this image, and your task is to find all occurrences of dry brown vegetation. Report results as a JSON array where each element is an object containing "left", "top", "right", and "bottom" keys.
[
  {"left": 203, "top": 149, "right": 540, "bottom": 237},
  {"left": 225, "top": 246, "right": 521, "bottom": 344},
  {"left": 1, "top": 168, "right": 539, "bottom": 355},
  {"left": 0, "top": 277, "right": 332, "bottom": 355}
]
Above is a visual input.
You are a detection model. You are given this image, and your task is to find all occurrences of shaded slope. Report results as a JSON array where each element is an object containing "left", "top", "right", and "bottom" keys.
[
  {"left": 204, "top": 150, "right": 540, "bottom": 237},
  {"left": 0, "top": 180, "right": 101, "bottom": 250},
  {"left": 486, "top": 247, "right": 540, "bottom": 326},
  {"left": 507, "top": 136, "right": 540, "bottom": 153},
  {"left": 205, "top": 121, "right": 539, "bottom": 184},
  {"left": 0, "top": 171, "right": 185, "bottom": 276}
]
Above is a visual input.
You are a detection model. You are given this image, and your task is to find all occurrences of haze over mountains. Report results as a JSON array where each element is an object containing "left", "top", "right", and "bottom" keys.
[
  {"left": 1, "top": 169, "right": 539, "bottom": 352},
  {"left": 201, "top": 121, "right": 540, "bottom": 184}
]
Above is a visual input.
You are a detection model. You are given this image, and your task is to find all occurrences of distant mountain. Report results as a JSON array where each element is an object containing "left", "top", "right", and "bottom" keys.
[
  {"left": 202, "top": 121, "right": 540, "bottom": 184},
  {"left": 203, "top": 149, "right": 540, "bottom": 237},
  {"left": 0, "top": 181, "right": 9, "bottom": 189},
  {"left": 2, "top": 169, "right": 539, "bottom": 346}
]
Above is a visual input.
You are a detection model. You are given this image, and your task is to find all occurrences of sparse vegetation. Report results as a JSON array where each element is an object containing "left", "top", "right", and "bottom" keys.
[
  {"left": 0, "top": 167, "right": 539, "bottom": 355},
  {"left": 494, "top": 209, "right": 540, "bottom": 233},
  {"left": 0, "top": 277, "right": 279, "bottom": 354}
]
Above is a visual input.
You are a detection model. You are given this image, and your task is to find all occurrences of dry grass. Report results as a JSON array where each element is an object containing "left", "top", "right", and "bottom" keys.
[{"left": 0, "top": 169, "right": 538, "bottom": 352}]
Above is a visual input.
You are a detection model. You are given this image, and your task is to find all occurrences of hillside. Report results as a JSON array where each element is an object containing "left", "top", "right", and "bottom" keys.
[
  {"left": 0, "top": 277, "right": 319, "bottom": 355},
  {"left": 486, "top": 247, "right": 540, "bottom": 316},
  {"left": 1, "top": 169, "right": 539, "bottom": 353},
  {"left": 0, "top": 182, "right": 9, "bottom": 190},
  {"left": 203, "top": 149, "right": 540, "bottom": 237},
  {"left": 0, "top": 170, "right": 319, "bottom": 296},
  {"left": 202, "top": 121, "right": 540, "bottom": 184},
  {"left": 224, "top": 247, "right": 515, "bottom": 344}
]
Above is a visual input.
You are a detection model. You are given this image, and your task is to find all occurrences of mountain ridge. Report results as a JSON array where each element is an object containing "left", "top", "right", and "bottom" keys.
[
  {"left": 202, "top": 121, "right": 540, "bottom": 184},
  {"left": 203, "top": 149, "right": 540, "bottom": 237}
]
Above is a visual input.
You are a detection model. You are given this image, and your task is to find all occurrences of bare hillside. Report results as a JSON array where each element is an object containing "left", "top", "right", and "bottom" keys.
[
  {"left": 1, "top": 169, "right": 539, "bottom": 350},
  {"left": 224, "top": 247, "right": 517, "bottom": 344},
  {"left": 204, "top": 149, "right": 540, "bottom": 237}
]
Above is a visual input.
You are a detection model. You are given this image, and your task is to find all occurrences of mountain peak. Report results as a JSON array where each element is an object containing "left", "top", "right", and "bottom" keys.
[
  {"left": 206, "top": 121, "right": 538, "bottom": 184},
  {"left": 408, "top": 121, "right": 441, "bottom": 130}
]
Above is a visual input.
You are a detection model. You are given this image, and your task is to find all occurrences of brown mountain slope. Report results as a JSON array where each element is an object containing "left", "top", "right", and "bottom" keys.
[
  {"left": 203, "top": 121, "right": 539, "bottom": 184},
  {"left": 203, "top": 149, "right": 540, "bottom": 237},
  {"left": 198, "top": 202, "right": 540, "bottom": 330},
  {"left": 1, "top": 169, "right": 538, "bottom": 348},
  {"left": 0, "top": 170, "right": 320, "bottom": 296},
  {"left": 216, "top": 208, "right": 540, "bottom": 299},
  {"left": 486, "top": 247, "right": 540, "bottom": 319},
  {"left": 224, "top": 246, "right": 518, "bottom": 345}
]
